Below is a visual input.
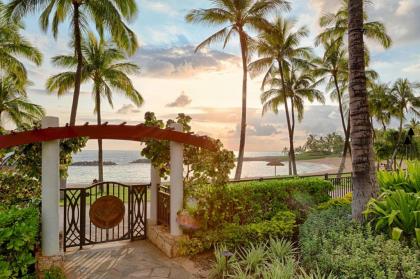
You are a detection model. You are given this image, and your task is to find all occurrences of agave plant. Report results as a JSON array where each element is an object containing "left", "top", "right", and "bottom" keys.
[{"left": 364, "top": 190, "right": 420, "bottom": 244}]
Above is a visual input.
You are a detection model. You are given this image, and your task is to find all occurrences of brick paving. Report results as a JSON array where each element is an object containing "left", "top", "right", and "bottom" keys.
[{"left": 64, "top": 240, "right": 192, "bottom": 279}]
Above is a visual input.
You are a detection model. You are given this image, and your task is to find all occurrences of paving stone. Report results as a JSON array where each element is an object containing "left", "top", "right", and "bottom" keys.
[
  {"left": 64, "top": 240, "right": 191, "bottom": 279},
  {"left": 151, "top": 267, "right": 170, "bottom": 277}
]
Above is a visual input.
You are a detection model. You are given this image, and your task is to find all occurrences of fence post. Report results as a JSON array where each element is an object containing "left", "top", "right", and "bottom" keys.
[{"left": 324, "top": 173, "right": 329, "bottom": 180}]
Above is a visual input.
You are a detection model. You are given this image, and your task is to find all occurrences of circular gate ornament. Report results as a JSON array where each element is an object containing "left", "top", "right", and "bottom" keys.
[{"left": 89, "top": 196, "right": 125, "bottom": 229}]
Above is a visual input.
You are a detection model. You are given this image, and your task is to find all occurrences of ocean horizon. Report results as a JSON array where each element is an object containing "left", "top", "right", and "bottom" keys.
[{"left": 67, "top": 150, "right": 333, "bottom": 185}]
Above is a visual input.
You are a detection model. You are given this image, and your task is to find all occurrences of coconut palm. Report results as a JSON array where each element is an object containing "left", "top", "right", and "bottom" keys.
[
  {"left": 347, "top": 0, "right": 378, "bottom": 221},
  {"left": 0, "top": 1, "right": 42, "bottom": 84},
  {"left": 367, "top": 82, "right": 395, "bottom": 131},
  {"left": 261, "top": 66, "right": 324, "bottom": 174},
  {"left": 388, "top": 78, "right": 420, "bottom": 166},
  {"left": 46, "top": 33, "right": 143, "bottom": 182},
  {"left": 316, "top": 0, "right": 392, "bottom": 49},
  {"left": 186, "top": 0, "right": 290, "bottom": 180},
  {"left": 405, "top": 118, "right": 419, "bottom": 130},
  {"left": 7, "top": 0, "right": 138, "bottom": 126},
  {"left": 0, "top": 76, "right": 44, "bottom": 128},
  {"left": 249, "top": 17, "right": 311, "bottom": 175}
]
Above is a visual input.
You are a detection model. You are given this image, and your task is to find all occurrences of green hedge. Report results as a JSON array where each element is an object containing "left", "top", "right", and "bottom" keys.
[
  {"left": 0, "top": 205, "right": 39, "bottom": 278},
  {"left": 0, "top": 171, "right": 41, "bottom": 206},
  {"left": 178, "top": 211, "right": 296, "bottom": 255},
  {"left": 300, "top": 206, "right": 420, "bottom": 279},
  {"left": 189, "top": 178, "right": 333, "bottom": 229}
]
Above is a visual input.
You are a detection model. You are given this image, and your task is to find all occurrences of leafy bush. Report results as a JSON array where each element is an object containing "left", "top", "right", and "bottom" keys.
[
  {"left": 317, "top": 192, "right": 352, "bottom": 210},
  {"left": 43, "top": 266, "right": 66, "bottom": 279},
  {"left": 216, "top": 211, "right": 296, "bottom": 249},
  {"left": 0, "top": 171, "right": 41, "bottom": 206},
  {"left": 209, "top": 239, "right": 336, "bottom": 279},
  {"left": 300, "top": 206, "right": 420, "bottom": 279},
  {"left": 0, "top": 205, "right": 39, "bottom": 278},
  {"left": 189, "top": 178, "right": 333, "bottom": 229},
  {"left": 377, "top": 161, "right": 420, "bottom": 192},
  {"left": 178, "top": 211, "right": 296, "bottom": 255},
  {"left": 364, "top": 190, "right": 420, "bottom": 244}
]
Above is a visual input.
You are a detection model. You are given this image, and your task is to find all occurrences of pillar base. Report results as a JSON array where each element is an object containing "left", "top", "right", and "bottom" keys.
[
  {"left": 36, "top": 252, "right": 64, "bottom": 277},
  {"left": 147, "top": 221, "right": 182, "bottom": 258}
]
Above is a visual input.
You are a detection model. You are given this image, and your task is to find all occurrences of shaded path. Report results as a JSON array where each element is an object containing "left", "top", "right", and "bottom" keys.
[{"left": 64, "top": 240, "right": 192, "bottom": 279}]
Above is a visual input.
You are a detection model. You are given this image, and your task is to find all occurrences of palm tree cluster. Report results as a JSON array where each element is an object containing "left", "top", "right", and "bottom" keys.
[
  {"left": 0, "top": 0, "right": 143, "bottom": 181},
  {"left": 187, "top": 0, "right": 398, "bottom": 179}
]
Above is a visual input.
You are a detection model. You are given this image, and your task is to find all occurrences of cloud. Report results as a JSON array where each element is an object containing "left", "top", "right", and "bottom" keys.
[
  {"left": 166, "top": 92, "right": 192, "bottom": 107},
  {"left": 309, "top": 0, "right": 420, "bottom": 45},
  {"left": 132, "top": 46, "right": 240, "bottom": 78},
  {"left": 142, "top": 1, "right": 178, "bottom": 16},
  {"left": 116, "top": 104, "right": 141, "bottom": 114}
]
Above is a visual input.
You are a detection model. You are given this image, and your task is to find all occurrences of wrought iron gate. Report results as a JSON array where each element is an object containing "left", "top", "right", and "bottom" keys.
[{"left": 61, "top": 182, "right": 148, "bottom": 251}]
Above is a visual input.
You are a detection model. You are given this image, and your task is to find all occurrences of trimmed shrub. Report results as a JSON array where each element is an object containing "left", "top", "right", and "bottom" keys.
[
  {"left": 178, "top": 211, "right": 296, "bottom": 255},
  {"left": 0, "top": 205, "right": 39, "bottom": 278},
  {"left": 300, "top": 206, "right": 420, "bottom": 279},
  {"left": 189, "top": 178, "right": 333, "bottom": 229},
  {"left": 0, "top": 171, "right": 41, "bottom": 206},
  {"left": 317, "top": 192, "right": 352, "bottom": 210}
]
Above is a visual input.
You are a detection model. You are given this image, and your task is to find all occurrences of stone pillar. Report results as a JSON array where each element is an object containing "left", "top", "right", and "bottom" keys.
[
  {"left": 149, "top": 166, "right": 161, "bottom": 225},
  {"left": 169, "top": 123, "right": 183, "bottom": 236},
  {"left": 41, "top": 116, "right": 60, "bottom": 256}
]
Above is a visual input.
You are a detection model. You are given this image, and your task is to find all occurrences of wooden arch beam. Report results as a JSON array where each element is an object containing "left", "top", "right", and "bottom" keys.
[{"left": 0, "top": 124, "right": 217, "bottom": 150}]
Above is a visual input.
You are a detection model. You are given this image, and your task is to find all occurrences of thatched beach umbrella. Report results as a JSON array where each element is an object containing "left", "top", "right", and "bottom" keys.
[{"left": 267, "top": 159, "right": 285, "bottom": 176}]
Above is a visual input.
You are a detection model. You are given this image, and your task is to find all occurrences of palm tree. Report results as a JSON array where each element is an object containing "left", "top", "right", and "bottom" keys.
[
  {"left": 316, "top": 0, "right": 392, "bottom": 49},
  {"left": 347, "top": 0, "right": 378, "bottom": 221},
  {"left": 186, "top": 0, "right": 290, "bottom": 180},
  {"left": 261, "top": 66, "right": 324, "bottom": 174},
  {"left": 388, "top": 78, "right": 420, "bottom": 166},
  {"left": 367, "top": 82, "right": 394, "bottom": 131},
  {"left": 249, "top": 18, "right": 311, "bottom": 175},
  {"left": 7, "top": 0, "right": 138, "bottom": 126},
  {"left": 0, "top": 76, "right": 44, "bottom": 128},
  {"left": 0, "top": 1, "right": 42, "bottom": 84},
  {"left": 405, "top": 118, "right": 419, "bottom": 130},
  {"left": 46, "top": 33, "right": 143, "bottom": 182}
]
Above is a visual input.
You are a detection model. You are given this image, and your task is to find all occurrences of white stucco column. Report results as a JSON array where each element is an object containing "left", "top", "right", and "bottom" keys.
[
  {"left": 169, "top": 123, "right": 183, "bottom": 236},
  {"left": 41, "top": 116, "right": 60, "bottom": 256},
  {"left": 149, "top": 166, "right": 161, "bottom": 225}
]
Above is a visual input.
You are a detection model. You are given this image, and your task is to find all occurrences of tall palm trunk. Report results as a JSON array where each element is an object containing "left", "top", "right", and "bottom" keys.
[
  {"left": 333, "top": 76, "right": 351, "bottom": 174},
  {"left": 389, "top": 116, "right": 404, "bottom": 169},
  {"left": 234, "top": 30, "right": 248, "bottom": 180},
  {"left": 69, "top": 2, "right": 83, "bottom": 126},
  {"left": 290, "top": 97, "right": 297, "bottom": 175},
  {"left": 95, "top": 89, "right": 104, "bottom": 182},
  {"left": 338, "top": 115, "right": 351, "bottom": 176},
  {"left": 348, "top": 0, "right": 378, "bottom": 221},
  {"left": 278, "top": 60, "right": 296, "bottom": 175}
]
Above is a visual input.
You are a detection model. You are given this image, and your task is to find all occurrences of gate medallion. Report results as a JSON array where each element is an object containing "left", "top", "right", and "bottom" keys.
[{"left": 89, "top": 196, "right": 125, "bottom": 229}]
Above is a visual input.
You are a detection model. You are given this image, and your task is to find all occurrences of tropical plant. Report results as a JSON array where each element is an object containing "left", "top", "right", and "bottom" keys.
[
  {"left": 347, "top": 0, "right": 379, "bottom": 221},
  {"left": 0, "top": 76, "right": 44, "bottom": 128},
  {"left": 7, "top": 0, "right": 139, "bottom": 125},
  {"left": 186, "top": 0, "right": 290, "bottom": 180},
  {"left": 0, "top": 1, "right": 42, "bottom": 84},
  {"left": 364, "top": 190, "right": 420, "bottom": 244},
  {"left": 209, "top": 238, "right": 336, "bottom": 279},
  {"left": 315, "top": 0, "right": 392, "bottom": 49},
  {"left": 249, "top": 17, "right": 311, "bottom": 175},
  {"left": 377, "top": 161, "right": 420, "bottom": 193},
  {"left": 46, "top": 33, "right": 142, "bottom": 181}
]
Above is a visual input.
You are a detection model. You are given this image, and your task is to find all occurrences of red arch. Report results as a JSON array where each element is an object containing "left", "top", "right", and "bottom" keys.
[{"left": 0, "top": 124, "right": 216, "bottom": 150}]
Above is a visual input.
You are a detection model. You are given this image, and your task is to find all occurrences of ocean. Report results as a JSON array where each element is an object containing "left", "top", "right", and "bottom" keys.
[{"left": 67, "top": 150, "right": 333, "bottom": 185}]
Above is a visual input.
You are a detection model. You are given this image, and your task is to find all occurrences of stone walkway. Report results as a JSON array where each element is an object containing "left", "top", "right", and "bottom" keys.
[{"left": 64, "top": 240, "right": 192, "bottom": 279}]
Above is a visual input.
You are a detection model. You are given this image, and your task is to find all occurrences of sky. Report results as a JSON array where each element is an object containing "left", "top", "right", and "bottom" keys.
[{"left": 14, "top": 0, "right": 420, "bottom": 151}]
